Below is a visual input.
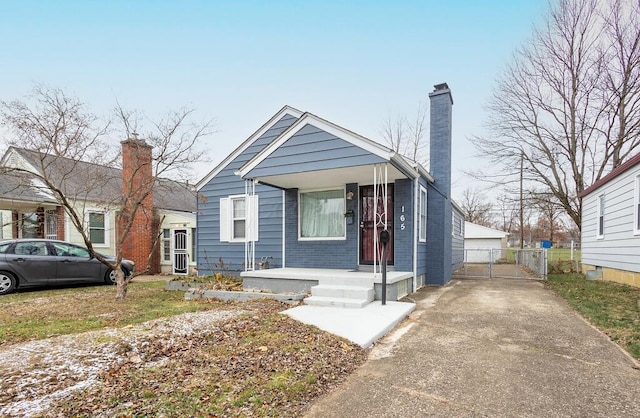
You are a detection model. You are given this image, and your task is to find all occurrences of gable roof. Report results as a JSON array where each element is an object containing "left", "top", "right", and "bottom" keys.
[
  {"left": 1, "top": 147, "right": 196, "bottom": 213},
  {"left": 237, "top": 111, "right": 433, "bottom": 183},
  {"left": 195, "top": 105, "right": 304, "bottom": 191},
  {"left": 579, "top": 152, "right": 640, "bottom": 198},
  {"left": 464, "top": 221, "right": 509, "bottom": 239}
]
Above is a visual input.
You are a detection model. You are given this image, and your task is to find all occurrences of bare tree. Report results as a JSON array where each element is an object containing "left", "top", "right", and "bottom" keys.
[
  {"left": 381, "top": 103, "right": 429, "bottom": 165},
  {"left": 1, "top": 86, "right": 213, "bottom": 299},
  {"left": 459, "top": 188, "right": 494, "bottom": 226},
  {"left": 472, "top": 0, "right": 640, "bottom": 231}
]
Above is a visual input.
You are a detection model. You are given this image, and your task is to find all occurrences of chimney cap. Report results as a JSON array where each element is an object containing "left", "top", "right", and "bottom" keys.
[{"left": 433, "top": 83, "right": 450, "bottom": 91}]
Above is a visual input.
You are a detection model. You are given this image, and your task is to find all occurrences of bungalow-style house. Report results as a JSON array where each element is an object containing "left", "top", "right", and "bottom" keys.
[
  {"left": 464, "top": 222, "right": 509, "bottom": 263},
  {"left": 580, "top": 152, "right": 640, "bottom": 287},
  {"left": 196, "top": 83, "right": 463, "bottom": 306},
  {"left": 0, "top": 140, "right": 197, "bottom": 275}
]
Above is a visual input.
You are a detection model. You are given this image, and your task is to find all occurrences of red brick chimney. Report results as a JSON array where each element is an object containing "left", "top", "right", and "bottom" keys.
[{"left": 120, "top": 136, "right": 155, "bottom": 272}]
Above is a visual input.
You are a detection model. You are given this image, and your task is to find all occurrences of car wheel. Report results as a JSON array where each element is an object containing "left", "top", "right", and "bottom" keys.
[
  {"left": 0, "top": 272, "right": 17, "bottom": 295},
  {"left": 104, "top": 269, "right": 117, "bottom": 285}
]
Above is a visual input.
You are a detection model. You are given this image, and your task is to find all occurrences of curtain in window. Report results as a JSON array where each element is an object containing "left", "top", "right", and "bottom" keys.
[{"left": 300, "top": 190, "right": 344, "bottom": 238}]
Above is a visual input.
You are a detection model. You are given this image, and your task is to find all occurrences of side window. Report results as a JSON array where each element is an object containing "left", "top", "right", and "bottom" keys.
[
  {"left": 597, "top": 194, "right": 605, "bottom": 238},
  {"left": 14, "top": 241, "right": 49, "bottom": 256},
  {"left": 52, "top": 242, "right": 90, "bottom": 258},
  {"left": 0, "top": 243, "right": 10, "bottom": 254}
]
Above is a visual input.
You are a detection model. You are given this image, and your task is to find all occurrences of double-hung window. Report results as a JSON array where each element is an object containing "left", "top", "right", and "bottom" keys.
[
  {"left": 88, "top": 211, "right": 108, "bottom": 246},
  {"left": 597, "top": 194, "right": 605, "bottom": 239},
  {"left": 299, "top": 189, "right": 345, "bottom": 240},
  {"left": 419, "top": 186, "right": 427, "bottom": 242},
  {"left": 220, "top": 195, "right": 258, "bottom": 242}
]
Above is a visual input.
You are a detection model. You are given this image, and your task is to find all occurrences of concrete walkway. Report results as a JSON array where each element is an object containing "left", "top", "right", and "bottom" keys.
[{"left": 305, "top": 278, "right": 640, "bottom": 417}]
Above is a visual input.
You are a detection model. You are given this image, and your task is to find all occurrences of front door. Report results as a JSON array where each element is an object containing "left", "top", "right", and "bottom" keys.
[
  {"left": 360, "top": 185, "right": 394, "bottom": 265},
  {"left": 172, "top": 229, "right": 188, "bottom": 275}
]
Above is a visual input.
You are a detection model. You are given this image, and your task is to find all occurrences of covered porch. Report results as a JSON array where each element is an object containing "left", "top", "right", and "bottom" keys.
[{"left": 241, "top": 267, "right": 414, "bottom": 303}]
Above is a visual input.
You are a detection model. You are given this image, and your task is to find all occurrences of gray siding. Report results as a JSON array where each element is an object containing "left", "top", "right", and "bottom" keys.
[
  {"left": 196, "top": 115, "right": 298, "bottom": 275},
  {"left": 451, "top": 206, "right": 464, "bottom": 270},
  {"left": 394, "top": 178, "right": 414, "bottom": 271},
  {"left": 581, "top": 165, "right": 640, "bottom": 273},
  {"left": 246, "top": 124, "right": 386, "bottom": 178}
]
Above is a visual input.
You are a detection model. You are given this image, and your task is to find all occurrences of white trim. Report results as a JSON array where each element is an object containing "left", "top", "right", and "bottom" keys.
[
  {"left": 418, "top": 185, "right": 427, "bottom": 242},
  {"left": 238, "top": 113, "right": 397, "bottom": 178},
  {"left": 298, "top": 187, "right": 347, "bottom": 241},
  {"left": 635, "top": 174, "right": 640, "bottom": 236},
  {"left": 195, "top": 106, "right": 303, "bottom": 191}
]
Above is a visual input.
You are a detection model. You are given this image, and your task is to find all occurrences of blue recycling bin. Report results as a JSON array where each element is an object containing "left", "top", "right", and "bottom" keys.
[{"left": 541, "top": 240, "right": 552, "bottom": 249}]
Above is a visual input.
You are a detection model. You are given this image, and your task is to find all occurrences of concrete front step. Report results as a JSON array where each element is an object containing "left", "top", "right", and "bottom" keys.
[
  {"left": 315, "top": 275, "right": 374, "bottom": 288},
  {"left": 311, "top": 284, "right": 374, "bottom": 301},
  {"left": 304, "top": 295, "right": 372, "bottom": 309}
]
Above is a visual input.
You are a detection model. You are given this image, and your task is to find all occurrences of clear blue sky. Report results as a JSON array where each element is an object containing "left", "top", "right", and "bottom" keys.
[{"left": 0, "top": 0, "right": 548, "bottom": 199}]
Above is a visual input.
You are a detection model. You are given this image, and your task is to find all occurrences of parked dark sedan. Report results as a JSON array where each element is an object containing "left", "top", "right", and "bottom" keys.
[{"left": 0, "top": 239, "right": 135, "bottom": 295}]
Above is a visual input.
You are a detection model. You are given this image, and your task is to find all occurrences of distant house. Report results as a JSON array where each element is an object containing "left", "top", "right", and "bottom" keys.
[
  {"left": 195, "top": 83, "right": 464, "bottom": 306},
  {"left": 0, "top": 141, "right": 197, "bottom": 275},
  {"left": 463, "top": 222, "right": 509, "bottom": 263},
  {"left": 579, "top": 152, "right": 640, "bottom": 287}
]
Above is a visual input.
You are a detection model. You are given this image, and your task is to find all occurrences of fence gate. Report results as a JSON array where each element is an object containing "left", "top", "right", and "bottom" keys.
[{"left": 452, "top": 248, "right": 547, "bottom": 280}]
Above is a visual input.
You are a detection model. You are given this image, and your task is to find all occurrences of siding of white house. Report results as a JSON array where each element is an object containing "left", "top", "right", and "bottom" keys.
[{"left": 581, "top": 163, "right": 640, "bottom": 274}]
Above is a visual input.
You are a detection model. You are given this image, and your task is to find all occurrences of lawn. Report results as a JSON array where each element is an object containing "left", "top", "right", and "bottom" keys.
[
  {"left": 0, "top": 280, "right": 367, "bottom": 417},
  {"left": 0, "top": 281, "right": 213, "bottom": 346},
  {"left": 546, "top": 273, "right": 640, "bottom": 359}
]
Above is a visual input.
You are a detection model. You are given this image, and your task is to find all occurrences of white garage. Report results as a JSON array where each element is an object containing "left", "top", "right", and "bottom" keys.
[{"left": 464, "top": 222, "right": 509, "bottom": 263}]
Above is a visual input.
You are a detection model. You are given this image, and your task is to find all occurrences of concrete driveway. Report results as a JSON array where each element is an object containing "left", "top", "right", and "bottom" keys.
[{"left": 305, "top": 278, "right": 640, "bottom": 417}]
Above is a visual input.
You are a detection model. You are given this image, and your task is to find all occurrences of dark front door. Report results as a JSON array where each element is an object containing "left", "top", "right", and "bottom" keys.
[{"left": 360, "top": 184, "right": 394, "bottom": 265}]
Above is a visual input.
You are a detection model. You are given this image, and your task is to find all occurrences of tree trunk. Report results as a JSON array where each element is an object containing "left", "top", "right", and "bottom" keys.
[{"left": 115, "top": 269, "right": 128, "bottom": 300}]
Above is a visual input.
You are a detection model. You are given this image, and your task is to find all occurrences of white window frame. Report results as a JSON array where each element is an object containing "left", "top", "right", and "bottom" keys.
[
  {"left": 419, "top": 186, "right": 427, "bottom": 242},
  {"left": 634, "top": 174, "right": 640, "bottom": 235},
  {"left": 298, "top": 187, "right": 346, "bottom": 241},
  {"left": 87, "top": 210, "right": 109, "bottom": 247},
  {"left": 219, "top": 194, "right": 258, "bottom": 243},
  {"left": 162, "top": 228, "right": 171, "bottom": 262},
  {"left": 597, "top": 194, "right": 605, "bottom": 239}
]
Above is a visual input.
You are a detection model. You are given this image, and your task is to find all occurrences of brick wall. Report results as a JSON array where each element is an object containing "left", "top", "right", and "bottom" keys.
[
  {"left": 120, "top": 138, "right": 156, "bottom": 273},
  {"left": 56, "top": 206, "right": 65, "bottom": 240}
]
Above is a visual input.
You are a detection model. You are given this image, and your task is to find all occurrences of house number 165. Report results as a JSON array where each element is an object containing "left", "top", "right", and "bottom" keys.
[{"left": 400, "top": 206, "right": 405, "bottom": 230}]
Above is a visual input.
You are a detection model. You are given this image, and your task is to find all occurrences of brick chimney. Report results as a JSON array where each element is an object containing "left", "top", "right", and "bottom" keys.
[
  {"left": 426, "top": 83, "right": 454, "bottom": 285},
  {"left": 120, "top": 136, "right": 155, "bottom": 272}
]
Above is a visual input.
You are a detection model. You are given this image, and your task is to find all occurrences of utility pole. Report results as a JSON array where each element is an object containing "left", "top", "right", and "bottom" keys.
[{"left": 520, "top": 152, "right": 524, "bottom": 249}]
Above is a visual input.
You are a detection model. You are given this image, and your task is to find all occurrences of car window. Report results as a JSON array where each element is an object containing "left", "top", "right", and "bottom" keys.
[
  {"left": 51, "top": 242, "right": 91, "bottom": 258},
  {"left": 0, "top": 243, "right": 10, "bottom": 254},
  {"left": 14, "top": 242, "right": 49, "bottom": 256}
]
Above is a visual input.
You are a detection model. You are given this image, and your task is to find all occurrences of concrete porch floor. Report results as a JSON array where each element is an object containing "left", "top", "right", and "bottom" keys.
[
  {"left": 240, "top": 267, "right": 413, "bottom": 284},
  {"left": 283, "top": 301, "right": 416, "bottom": 348}
]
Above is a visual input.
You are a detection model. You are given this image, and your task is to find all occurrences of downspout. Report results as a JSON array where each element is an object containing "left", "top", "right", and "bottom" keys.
[{"left": 282, "top": 190, "right": 286, "bottom": 268}]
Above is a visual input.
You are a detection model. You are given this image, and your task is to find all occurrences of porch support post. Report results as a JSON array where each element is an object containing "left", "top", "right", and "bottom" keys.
[
  {"left": 244, "top": 179, "right": 256, "bottom": 271},
  {"left": 373, "top": 164, "right": 389, "bottom": 278}
]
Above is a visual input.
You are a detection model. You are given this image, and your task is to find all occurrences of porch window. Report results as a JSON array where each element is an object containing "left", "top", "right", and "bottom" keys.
[
  {"left": 419, "top": 186, "right": 427, "bottom": 242},
  {"left": 21, "top": 212, "right": 39, "bottom": 238},
  {"left": 299, "top": 189, "right": 345, "bottom": 239},
  {"left": 635, "top": 175, "right": 640, "bottom": 235},
  {"left": 162, "top": 229, "right": 171, "bottom": 261},
  {"left": 220, "top": 195, "right": 259, "bottom": 242},
  {"left": 88, "top": 211, "right": 108, "bottom": 246},
  {"left": 597, "top": 194, "right": 605, "bottom": 239}
]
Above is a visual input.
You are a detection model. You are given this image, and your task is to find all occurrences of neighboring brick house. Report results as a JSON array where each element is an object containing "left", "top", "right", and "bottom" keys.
[{"left": 0, "top": 140, "right": 197, "bottom": 275}]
